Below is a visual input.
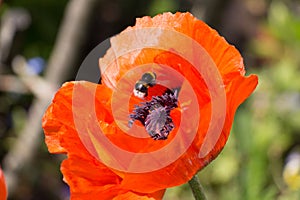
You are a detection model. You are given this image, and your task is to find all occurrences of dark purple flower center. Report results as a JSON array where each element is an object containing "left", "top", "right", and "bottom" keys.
[{"left": 129, "top": 92, "right": 178, "bottom": 140}]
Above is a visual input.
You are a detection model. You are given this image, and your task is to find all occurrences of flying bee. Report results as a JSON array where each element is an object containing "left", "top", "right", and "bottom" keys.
[{"left": 133, "top": 72, "right": 156, "bottom": 98}]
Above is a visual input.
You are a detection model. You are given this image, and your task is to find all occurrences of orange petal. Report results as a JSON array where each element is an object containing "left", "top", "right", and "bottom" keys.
[
  {"left": 0, "top": 167, "right": 7, "bottom": 200},
  {"left": 43, "top": 12, "right": 258, "bottom": 195},
  {"left": 61, "top": 153, "right": 121, "bottom": 199},
  {"left": 43, "top": 81, "right": 166, "bottom": 199},
  {"left": 112, "top": 191, "right": 165, "bottom": 200},
  {"left": 42, "top": 81, "right": 112, "bottom": 154},
  {"left": 96, "top": 12, "right": 258, "bottom": 193},
  {"left": 118, "top": 75, "right": 258, "bottom": 193},
  {"left": 61, "top": 153, "right": 165, "bottom": 200}
]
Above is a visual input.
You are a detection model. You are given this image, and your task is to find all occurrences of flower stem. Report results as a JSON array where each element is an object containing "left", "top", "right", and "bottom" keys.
[{"left": 188, "top": 175, "right": 207, "bottom": 200}]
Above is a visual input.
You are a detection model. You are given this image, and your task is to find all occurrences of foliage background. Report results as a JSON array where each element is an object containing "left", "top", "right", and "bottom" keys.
[{"left": 1, "top": 0, "right": 300, "bottom": 199}]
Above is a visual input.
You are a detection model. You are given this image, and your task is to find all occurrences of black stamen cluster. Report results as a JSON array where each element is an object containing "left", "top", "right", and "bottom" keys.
[{"left": 129, "top": 92, "right": 178, "bottom": 140}]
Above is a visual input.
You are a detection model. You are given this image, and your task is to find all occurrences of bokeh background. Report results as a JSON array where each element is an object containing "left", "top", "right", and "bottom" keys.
[{"left": 1, "top": 0, "right": 300, "bottom": 199}]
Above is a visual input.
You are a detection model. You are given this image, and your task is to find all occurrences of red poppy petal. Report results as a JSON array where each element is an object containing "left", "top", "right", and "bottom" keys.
[
  {"left": 43, "top": 103, "right": 67, "bottom": 153},
  {"left": 118, "top": 75, "right": 258, "bottom": 193},
  {"left": 61, "top": 153, "right": 121, "bottom": 199},
  {"left": 100, "top": 12, "right": 246, "bottom": 89},
  {"left": 43, "top": 82, "right": 122, "bottom": 199},
  {"left": 112, "top": 190, "right": 165, "bottom": 200},
  {"left": 62, "top": 153, "right": 165, "bottom": 200},
  {"left": 0, "top": 167, "right": 7, "bottom": 200},
  {"left": 95, "top": 12, "right": 258, "bottom": 193},
  {"left": 43, "top": 12, "right": 258, "bottom": 195},
  {"left": 135, "top": 12, "right": 245, "bottom": 76},
  {"left": 42, "top": 81, "right": 112, "bottom": 154},
  {"left": 60, "top": 152, "right": 158, "bottom": 200},
  {"left": 43, "top": 81, "right": 166, "bottom": 199}
]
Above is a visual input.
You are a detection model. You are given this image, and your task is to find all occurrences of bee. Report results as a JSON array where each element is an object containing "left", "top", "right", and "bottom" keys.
[{"left": 133, "top": 72, "right": 156, "bottom": 98}]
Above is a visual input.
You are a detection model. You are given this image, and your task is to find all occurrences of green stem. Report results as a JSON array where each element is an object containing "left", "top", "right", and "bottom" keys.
[{"left": 188, "top": 175, "right": 207, "bottom": 200}]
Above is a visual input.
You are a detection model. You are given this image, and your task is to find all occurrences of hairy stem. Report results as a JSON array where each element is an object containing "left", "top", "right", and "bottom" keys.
[{"left": 188, "top": 175, "right": 207, "bottom": 200}]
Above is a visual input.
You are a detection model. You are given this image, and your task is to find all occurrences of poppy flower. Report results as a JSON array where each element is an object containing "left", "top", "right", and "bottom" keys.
[
  {"left": 42, "top": 12, "right": 258, "bottom": 199},
  {"left": 0, "top": 167, "right": 7, "bottom": 200}
]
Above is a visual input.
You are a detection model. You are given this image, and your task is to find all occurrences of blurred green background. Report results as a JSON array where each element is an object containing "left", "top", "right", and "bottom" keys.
[{"left": 1, "top": 0, "right": 300, "bottom": 199}]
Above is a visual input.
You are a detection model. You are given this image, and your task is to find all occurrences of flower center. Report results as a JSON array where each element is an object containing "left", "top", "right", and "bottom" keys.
[{"left": 129, "top": 92, "right": 178, "bottom": 140}]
